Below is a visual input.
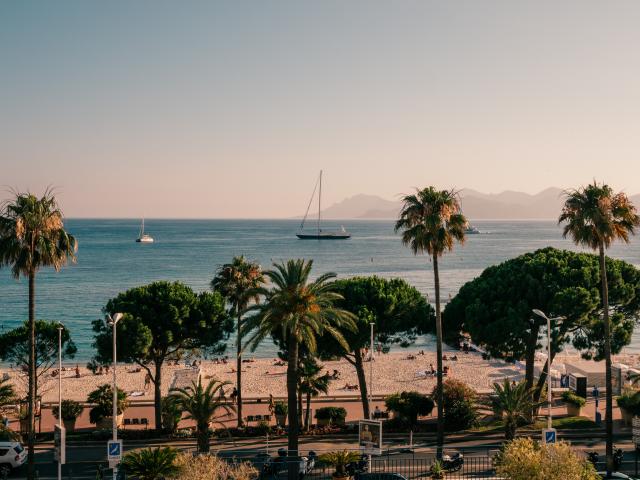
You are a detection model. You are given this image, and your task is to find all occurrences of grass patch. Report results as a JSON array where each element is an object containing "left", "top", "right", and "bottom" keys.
[{"left": 470, "top": 416, "right": 598, "bottom": 434}]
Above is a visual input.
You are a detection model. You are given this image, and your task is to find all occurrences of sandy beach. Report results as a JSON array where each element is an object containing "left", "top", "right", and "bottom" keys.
[
  {"left": 3, "top": 348, "right": 638, "bottom": 404},
  {"left": 2, "top": 348, "right": 528, "bottom": 403}
]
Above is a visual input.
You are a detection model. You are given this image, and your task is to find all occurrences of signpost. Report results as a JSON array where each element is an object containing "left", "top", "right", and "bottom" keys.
[
  {"left": 54, "top": 424, "right": 66, "bottom": 465},
  {"left": 543, "top": 428, "right": 556, "bottom": 444},
  {"left": 359, "top": 419, "right": 382, "bottom": 456},
  {"left": 107, "top": 440, "right": 123, "bottom": 469}
]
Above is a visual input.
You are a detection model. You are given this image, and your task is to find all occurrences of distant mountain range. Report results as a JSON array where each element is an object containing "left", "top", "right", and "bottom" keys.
[{"left": 317, "top": 189, "right": 640, "bottom": 220}]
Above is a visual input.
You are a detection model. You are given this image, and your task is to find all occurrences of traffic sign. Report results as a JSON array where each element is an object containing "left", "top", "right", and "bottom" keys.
[
  {"left": 54, "top": 425, "right": 66, "bottom": 464},
  {"left": 543, "top": 428, "right": 556, "bottom": 444},
  {"left": 107, "top": 440, "right": 123, "bottom": 463}
]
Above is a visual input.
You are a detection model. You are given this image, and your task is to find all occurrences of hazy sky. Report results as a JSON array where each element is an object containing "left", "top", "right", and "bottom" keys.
[{"left": 2, "top": 1, "right": 640, "bottom": 218}]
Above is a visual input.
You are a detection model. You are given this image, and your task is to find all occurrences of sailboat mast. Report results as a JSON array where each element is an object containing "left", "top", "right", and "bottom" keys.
[{"left": 317, "top": 170, "right": 322, "bottom": 235}]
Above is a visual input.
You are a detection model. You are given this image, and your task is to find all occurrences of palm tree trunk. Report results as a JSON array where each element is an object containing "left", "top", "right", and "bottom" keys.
[
  {"left": 354, "top": 349, "right": 370, "bottom": 419},
  {"left": 154, "top": 361, "right": 163, "bottom": 429},
  {"left": 198, "top": 421, "right": 210, "bottom": 453},
  {"left": 236, "top": 311, "right": 243, "bottom": 428},
  {"left": 304, "top": 392, "right": 311, "bottom": 430},
  {"left": 27, "top": 270, "right": 36, "bottom": 480},
  {"left": 286, "top": 335, "right": 300, "bottom": 480},
  {"left": 599, "top": 242, "right": 613, "bottom": 475},
  {"left": 433, "top": 254, "right": 444, "bottom": 460},
  {"left": 298, "top": 383, "right": 303, "bottom": 427}
]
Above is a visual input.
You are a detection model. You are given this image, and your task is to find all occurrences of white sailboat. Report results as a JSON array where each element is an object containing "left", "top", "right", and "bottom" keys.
[
  {"left": 296, "top": 170, "right": 351, "bottom": 239},
  {"left": 136, "top": 218, "right": 154, "bottom": 243}
]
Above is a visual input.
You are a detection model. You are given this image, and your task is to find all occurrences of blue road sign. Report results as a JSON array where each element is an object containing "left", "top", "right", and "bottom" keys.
[
  {"left": 107, "top": 440, "right": 122, "bottom": 460},
  {"left": 543, "top": 428, "right": 556, "bottom": 444}
]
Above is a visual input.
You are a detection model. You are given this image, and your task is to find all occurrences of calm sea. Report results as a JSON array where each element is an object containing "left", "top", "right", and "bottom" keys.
[{"left": 1, "top": 219, "right": 639, "bottom": 361}]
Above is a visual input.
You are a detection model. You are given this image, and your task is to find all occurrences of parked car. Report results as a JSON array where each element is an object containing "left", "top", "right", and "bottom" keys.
[
  {"left": 0, "top": 441, "right": 26, "bottom": 476},
  {"left": 355, "top": 474, "right": 408, "bottom": 480}
]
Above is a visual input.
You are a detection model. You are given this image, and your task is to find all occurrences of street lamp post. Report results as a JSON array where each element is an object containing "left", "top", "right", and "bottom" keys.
[
  {"left": 107, "top": 313, "right": 123, "bottom": 480},
  {"left": 369, "top": 322, "right": 374, "bottom": 419},
  {"left": 57, "top": 324, "right": 63, "bottom": 480},
  {"left": 532, "top": 309, "right": 565, "bottom": 431}
]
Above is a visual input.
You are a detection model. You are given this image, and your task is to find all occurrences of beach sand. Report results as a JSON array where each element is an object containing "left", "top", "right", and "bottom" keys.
[{"left": 1, "top": 349, "right": 527, "bottom": 403}]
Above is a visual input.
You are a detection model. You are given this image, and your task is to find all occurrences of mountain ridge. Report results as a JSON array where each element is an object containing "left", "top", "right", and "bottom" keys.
[{"left": 313, "top": 189, "right": 640, "bottom": 220}]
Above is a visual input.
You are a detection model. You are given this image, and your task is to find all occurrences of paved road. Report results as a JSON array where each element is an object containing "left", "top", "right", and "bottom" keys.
[{"left": 10, "top": 432, "right": 640, "bottom": 479}]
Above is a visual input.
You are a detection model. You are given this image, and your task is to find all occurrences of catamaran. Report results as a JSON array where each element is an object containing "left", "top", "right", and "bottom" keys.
[
  {"left": 296, "top": 170, "right": 351, "bottom": 239},
  {"left": 136, "top": 218, "right": 154, "bottom": 243}
]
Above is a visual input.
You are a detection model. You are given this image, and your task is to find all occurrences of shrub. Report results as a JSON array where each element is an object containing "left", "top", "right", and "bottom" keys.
[
  {"left": 87, "top": 384, "right": 128, "bottom": 424},
  {"left": 385, "top": 391, "right": 434, "bottom": 429},
  {"left": 52, "top": 399, "right": 84, "bottom": 421},
  {"left": 496, "top": 437, "right": 598, "bottom": 480},
  {"left": 314, "top": 406, "right": 347, "bottom": 424},
  {"left": 86, "top": 359, "right": 100, "bottom": 375},
  {"left": 432, "top": 378, "right": 478, "bottom": 431},
  {"left": 0, "top": 426, "right": 20, "bottom": 442},
  {"left": 122, "top": 447, "right": 181, "bottom": 480},
  {"left": 319, "top": 450, "right": 361, "bottom": 478},
  {"left": 170, "top": 452, "right": 257, "bottom": 480},
  {"left": 561, "top": 391, "right": 586, "bottom": 408},
  {"left": 273, "top": 401, "right": 288, "bottom": 416},
  {"left": 617, "top": 390, "right": 640, "bottom": 415}
]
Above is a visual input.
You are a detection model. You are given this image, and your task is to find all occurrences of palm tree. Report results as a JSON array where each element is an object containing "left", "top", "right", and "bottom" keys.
[
  {"left": 395, "top": 187, "right": 466, "bottom": 457},
  {"left": 559, "top": 181, "right": 640, "bottom": 473},
  {"left": 122, "top": 447, "right": 181, "bottom": 480},
  {"left": 243, "top": 259, "right": 356, "bottom": 480},
  {"left": 298, "top": 358, "right": 331, "bottom": 430},
  {"left": 170, "top": 378, "right": 235, "bottom": 453},
  {"left": 491, "top": 379, "right": 542, "bottom": 440},
  {"left": 0, "top": 377, "right": 16, "bottom": 421},
  {"left": 211, "top": 256, "right": 264, "bottom": 428},
  {"left": 0, "top": 190, "right": 77, "bottom": 478}
]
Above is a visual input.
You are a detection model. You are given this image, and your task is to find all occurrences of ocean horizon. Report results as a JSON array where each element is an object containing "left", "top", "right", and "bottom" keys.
[{"left": 1, "top": 218, "right": 640, "bottom": 363}]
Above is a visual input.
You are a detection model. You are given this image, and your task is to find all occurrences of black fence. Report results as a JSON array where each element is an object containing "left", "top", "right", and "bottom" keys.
[{"left": 254, "top": 455, "right": 501, "bottom": 480}]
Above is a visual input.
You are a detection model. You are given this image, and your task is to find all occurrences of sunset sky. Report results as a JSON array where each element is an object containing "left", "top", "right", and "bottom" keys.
[{"left": 2, "top": 1, "right": 640, "bottom": 218}]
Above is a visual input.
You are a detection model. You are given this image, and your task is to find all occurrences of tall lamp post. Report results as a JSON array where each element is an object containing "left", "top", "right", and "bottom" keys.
[
  {"left": 369, "top": 322, "right": 374, "bottom": 419},
  {"left": 107, "top": 313, "right": 123, "bottom": 480},
  {"left": 57, "top": 324, "right": 63, "bottom": 480},
  {"left": 532, "top": 309, "right": 565, "bottom": 431}
]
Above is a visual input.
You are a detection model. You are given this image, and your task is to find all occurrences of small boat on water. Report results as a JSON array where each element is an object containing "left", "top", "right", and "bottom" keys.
[
  {"left": 297, "top": 170, "right": 351, "bottom": 240},
  {"left": 136, "top": 218, "right": 154, "bottom": 243},
  {"left": 465, "top": 225, "right": 480, "bottom": 234}
]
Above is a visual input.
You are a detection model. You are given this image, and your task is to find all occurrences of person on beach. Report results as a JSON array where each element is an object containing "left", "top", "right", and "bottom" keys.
[
  {"left": 231, "top": 387, "right": 238, "bottom": 403},
  {"left": 75, "top": 365, "right": 80, "bottom": 378},
  {"left": 144, "top": 373, "right": 151, "bottom": 390}
]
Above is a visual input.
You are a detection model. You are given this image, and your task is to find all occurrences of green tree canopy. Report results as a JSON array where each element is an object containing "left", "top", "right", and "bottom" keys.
[
  {"left": 385, "top": 391, "right": 434, "bottom": 430},
  {"left": 0, "top": 320, "right": 76, "bottom": 396},
  {"left": 444, "top": 247, "right": 640, "bottom": 395},
  {"left": 91, "top": 281, "right": 232, "bottom": 429},
  {"left": 317, "top": 276, "right": 433, "bottom": 418}
]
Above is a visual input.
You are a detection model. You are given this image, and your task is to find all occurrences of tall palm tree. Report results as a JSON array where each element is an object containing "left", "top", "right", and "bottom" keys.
[
  {"left": 122, "top": 447, "right": 181, "bottom": 480},
  {"left": 170, "top": 378, "right": 234, "bottom": 453},
  {"left": 0, "top": 190, "right": 77, "bottom": 478},
  {"left": 395, "top": 187, "right": 466, "bottom": 457},
  {"left": 298, "top": 358, "right": 331, "bottom": 430},
  {"left": 211, "top": 256, "right": 264, "bottom": 428},
  {"left": 243, "top": 259, "right": 356, "bottom": 480},
  {"left": 559, "top": 181, "right": 639, "bottom": 474},
  {"left": 490, "top": 379, "right": 542, "bottom": 440}
]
